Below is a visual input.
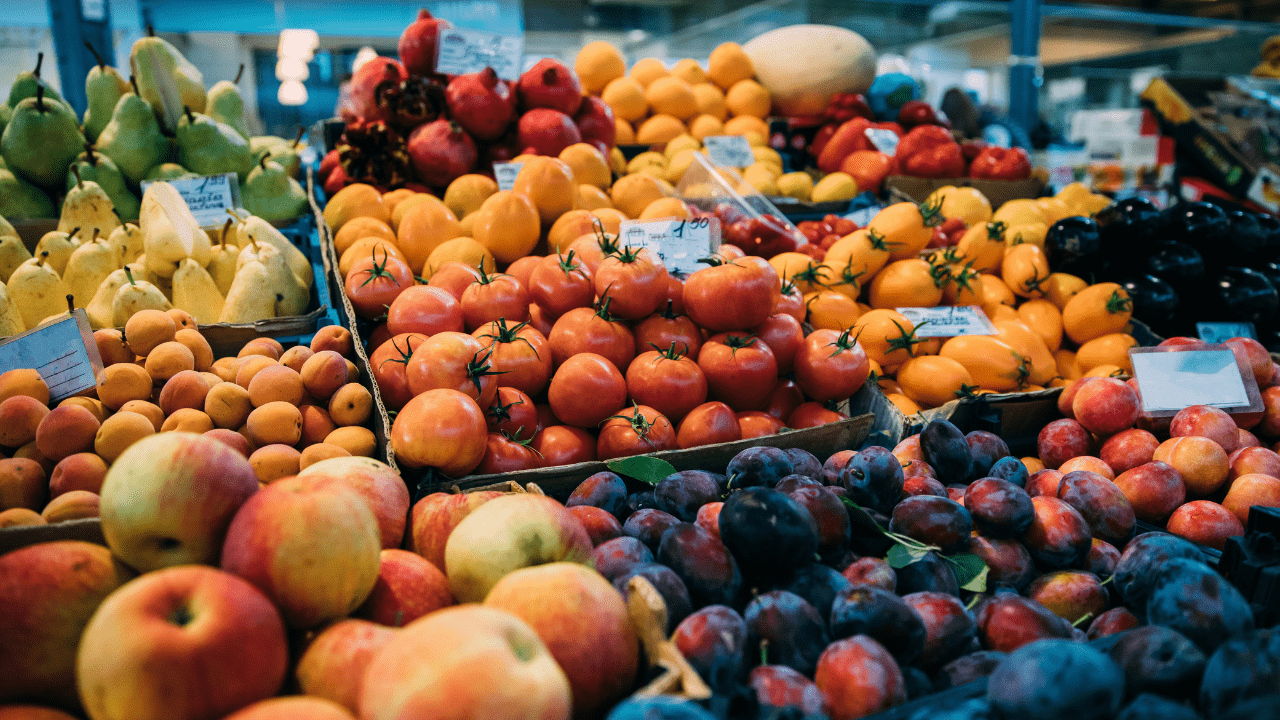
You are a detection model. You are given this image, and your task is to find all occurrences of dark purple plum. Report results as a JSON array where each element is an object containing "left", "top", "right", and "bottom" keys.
[
  {"left": 1199, "top": 634, "right": 1280, "bottom": 720},
  {"left": 567, "top": 471, "right": 628, "bottom": 519},
  {"left": 966, "top": 430, "right": 1010, "bottom": 481},
  {"left": 744, "top": 590, "right": 830, "bottom": 676},
  {"left": 988, "top": 455, "right": 1029, "bottom": 488},
  {"left": 841, "top": 557, "right": 896, "bottom": 592},
  {"left": 623, "top": 508, "right": 680, "bottom": 551},
  {"left": 783, "top": 448, "right": 824, "bottom": 479},
  {"left": 786, "top": 484, "right": 850, "bottom": 556},
  {"left": 726, "top": 446, "right": 793, "bottom": 489},
  {"left": 919, "top": 419, "right": 973, "bottom": 484},
  {"left": 976, "top": 594, "right": 1073, "bottom": 652},
  {"left": 782, "top": 563, "right": 853, "bottom": 620},
  {"left": 934, "top": 650, "right": 1006, "bottom": 689},
  {"left": 1057, "top": 470, "right": 1136, "bottom": 545},
  {"left": 969, "top": 534, "right": 1035, "bottom": 591},
  {"left": 821, "top": 449, "right": 857, "bottom": 486},
  {"left": 987, "top": 640, "right": 1125, "bottom": 720},
  {"left": 896, "top": 551, "right": 960, "bottom": 597},
  {"left": 829, "top": 584, "right": 927, "bottom": 664},
  {"left": 623, "top": 490, "right": 662, "bottom": 519},
  {"left": 775, "top": 474, "right": 821, "bottom": 493},
  {"left": 592, "top": 536, "right": 654, "bottom": 581},
  {"left": 902, "top": 666, "right": 934, "bottom": 700},
  {"left": 845, "top": 500, "right": 895, "bottom": 557},
  {"left": 1113, "top": 532, "right": 1206, "bottom": 608},
  {"left": 1085, "top": 538, "right": 1121, "bottom": 578},
  {"left": 657, "top": 523, "right": 743, "bottom": 608},
  {"left": 904, "top": 591, "right": 977, "bottom": 671},
  {"left": 654, "top": 470, "right": 721, "bottom": 522},
  {"left": 1107, "top": 625, "right": 1206, "bottom": 699},
  {"left": 749, "top": 665, "right": 826, "bottom": 716},
  {"left": 1022, "top": 496, "right": 1092, "bottom": 569},
  {"left": 1116, "top": 693, "right": 1205, "bottom": 720},
  {"left": 613, "top": 562, "right": 693, "bottom": 632},
  {"left": 718, "top": 487, "right": 818, "bottom": 582},
  {"left": 904, "top": 475, "right": 948, "bottom": 498},
  {"left": 1087, "top": 607, "right": 1140, "bottom": 641},
  {"left": 1146, "top": 559, "right": 1254, "bottom": 653},
  {"left": 671, "top": 604, "right": 747, "bottom": 692},
  {"left": 840, "top": 445, "right": 905, "bottom": 514},
  {"left": 890, "top": 495, "right": 973, "bottom": 553},
  {"left": 964, "top": 478, "right": 1034, "bottom": 538}
]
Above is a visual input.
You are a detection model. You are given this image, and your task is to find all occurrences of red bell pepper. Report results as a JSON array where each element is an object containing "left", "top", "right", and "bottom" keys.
[
  {"left": 895, "top": 125, "right": 965, "bottom": 179},
  {"left": 823, "top": 93, "right": 874, "bottom": 124},
  {"left": 968, "top": 146, "right": 1033, "bottom": 180},
  {"left": 809, "top": 123, "right": 838, "bottom": 159},
  {"left": 897, "top": 100, "right": 947, "bottom": 129},
  {"left": 817, "top": 118, "right": 873, "bottom": 173}
]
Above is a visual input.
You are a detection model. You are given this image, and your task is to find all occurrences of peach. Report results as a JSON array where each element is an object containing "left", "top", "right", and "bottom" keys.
[
  {"left": 238, "top": 337, "right": 284, "bottom": 360},
  {"left": 1114, "top": 461, "right": 1186, "bottom": 522},
  {"left": 1058, "top": 455, "right": 1114, "bottom": 480},
  {"left": 0, "top": 507, "right": 45, "bottom": 528},
  {"left": 165, "top": 307, "right": 197, "bottom": 331},
  {"left": 1259, "top": 386, "right": 1280, "bottom": 436},
  {"left": 96, "top": 362, "right": 153, "bottom": 410},
  {"left": 1223, "top": 473, "right": 1280, "bottom": 525},
  {"left": 247, "top": 364, "right": 306, "bottom": 407},
  {"left": 223, "top": 697, "right": 356, "bottom": 720},
  {"left": 311, "top": 325, "right": 354, "bottom": 357},
  {"left": 1238, "top": 428, "right": 1262, "bottom": 449},
  {"left": 300, "top": 442, "right": 351, "bottom": 469},
  {"left": 346, "top": 360, "right": 360, "bottom": 382},
  {"left": 119, "top": 400, "right": 164, "bottom": 431},
  {"left": 34, "top": 405, "right": 100, "bottom": 462},
  {"left": 174, "top": 329, "right": 214, "bottom": 372},
  {"left": 123, "top": 308, "right": 176, "bottom": 356},
  {"left": 246, "top": 402, "right": 303, "bottom": 446},
  {"left": 0, "top": 457, "right": 46, "bottom": 511},
  {"left": 325, "top": 427, "right": 376, "bottom": 457},
  {"left": 280, "top": 345, "right": 314, "bottom": 373},
  {"left": 1072, "top": 377, "right": 1139, "bottom": 436},
  {"left": 94, "top": 411, "right": 156, "bottom": 463},
  {"left": 1025, "top": 570, "right": 1107, "bottom": 626},
  {"left": 1155, "top": 436, "right": 1229, "bottom": 496},
  {"left": 1224, "top": 336, "right": 1272, "bottom": 386},
  {"left": 1056, "top": 377, "right": 1097, "bottom": 419},
  {"left": 1171, "top": 404, "right": 1239, "bottom": 453},
  {"left": 0, "top": 368, "right": 49, "bottom": 405},
  {"left": 200, "top": 371, "right": 224, "bottom": 388},
  {"left": 49, "top": 452, "right": 108, "bottom": 497},
  {"left": 1228, "top": 446, "right": 1280, "bottom": 482},
  {"left": 161, "top": 408, "right": 215, "bottom": 434},
  {"left": 59, "top": 396, "right": 107, "bottom": 422},
  {"left": 567, "top": 505, "right": 624, "bottom": 546},
  {"left": 249, "top": 444, "right": 301, "bottom": 483},
  {"left": 299, "top": 457, "right": 410, "bottom": 550},
  {"left": 1166, "top": 500, "right": 1244, "bottom": 550},
  {"left": 0, "top": 396, "right": 50, "bottom": 448},
  {"left": 0, "top": 541, "right": 131, "bottom": 707},
  {"left": 13, "top": 442, "right": 53, "bottom": 475},
  {"left": 204, "top": 428, "right": 254, "bottom": 458},
  {"left": 144, "top": 341, "right": 196, "bottom": 383},
  {"left": 206, "top": 382, "right": 253, "bottom": 429},
  {"left": 95, "top": 329, "right": 134, "bottom": 366},
  {"left": 235, "top": 355, "right": 277, "bottom": 389},
  {"left": 300, "top": 404, "right": 338, "bottom": 446},
  {"left": 295, "top": 618, "right": 397, "bottom": 713},
  {"left": 408, "top": 491, "right": 506, "bottom": 570},
  {"left": 1099, "top": 428, "right": 1159, "bottom": 476},
  {"left": 329, "top": 383, "right": 373, "bottom": 426},
  {"left": 41, "top": 489, "right": 99, "bottom": 522},
  {"left": 302, "top": 350, "right": 349, "bottom": 401},
  {"left": 357, "top": 549, "right": 454, "bottom": 627}
]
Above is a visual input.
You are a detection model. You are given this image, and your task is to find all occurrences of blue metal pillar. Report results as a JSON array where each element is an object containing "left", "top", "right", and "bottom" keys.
[
  {"left": 1009, "top": 0, "right": 1042, "bottom": 133},
  {"left": 47, "top": 0, "right": 116, "bottom": 117}
]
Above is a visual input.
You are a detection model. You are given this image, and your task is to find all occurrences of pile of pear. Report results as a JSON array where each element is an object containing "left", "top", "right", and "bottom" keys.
[
  {"left": 0, "top": 37, "right": 308, "bottom": 223},
  {"left": 0, "top": 176, "right": 314, "bottom": 338}
]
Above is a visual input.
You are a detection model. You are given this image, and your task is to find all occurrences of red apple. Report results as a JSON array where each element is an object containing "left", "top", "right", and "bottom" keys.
[
  {"left": 407, "top": 490, "right": 504, "bottom": 571},
  {"left": 295, "top": 619, "right": 397, "bottom": 713},
  {"left": 356, "top": 549, "right": 454, "bottom": 627},
  {"left": 75, "top": 566, "right": 288, "bottom": 720},
  {"left": 299, "top": 456, "right": 410, "bottom": 549}
]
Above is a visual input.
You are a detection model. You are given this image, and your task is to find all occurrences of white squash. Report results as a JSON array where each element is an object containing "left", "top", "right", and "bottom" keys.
[{"left": 743, "top": 24, "right": 877, "bottom": 117}]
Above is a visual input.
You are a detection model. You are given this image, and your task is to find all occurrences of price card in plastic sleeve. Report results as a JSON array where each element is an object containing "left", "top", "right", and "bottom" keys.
[
  {"left": 493, "top": 162, "right": 523, "bottom": 191},
  {"left": 140, "top": 173, "right": 239, "bottom": 229},
  {"left": 1129, "top": 346, "right": 1261, "bottom": 416},
  {"left": 865, "top": 128, "right": 900, "bottom": 156},
  {"left": 618, "top": 217, "right": 720, "bottom": 276},
  {"left": 435, "top": 28, "right": 524, "bottom": 81},
  {"left": 702, "top": 136, "right": 755, "bottom": 168},
  {"left": 0, "top": 309, "right": 103, "bottom": 403},
  {"left": 895, "top": 306, "right": 996, "bottom": 337},
  {"left": 1197, "top": 321, "right": 1257, "bottom": 343}
]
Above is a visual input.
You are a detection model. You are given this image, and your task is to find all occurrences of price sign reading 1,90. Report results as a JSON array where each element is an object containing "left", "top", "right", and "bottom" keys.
[{"left": 618, "top": 216, "right": 720, "bottom": 276}]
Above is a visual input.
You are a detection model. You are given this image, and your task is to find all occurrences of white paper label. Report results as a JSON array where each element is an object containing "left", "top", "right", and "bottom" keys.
[
  {"left": 865, "top": 128, "right": 900, "bottom": 155},
  {"left": 895, "top": 306, "right": 997, "bottom": 337},
  {"left": 435, "top": 29, "right": 525, "bottom": 81},
  {"left": 618, "top": 217, "right": 720, "bottom": 276},
  {"left": 493, "top": 162, "right": 523, "bottom": 191},
  {"left": 702, "top": 136, "right": 755, "bottom": 168},
  {"left": 1197, "top": 321, "right": 1257, "bottom": 343},
  {"left": 1131, "top": 349, "right": 1251, "bottom": 412},
  {"left": 81, "top": 0, "right": 106, "bottom": 21},
  {"left": 141, "top": 173, "right": 239, "bottom": 229},
  {"left": 0, "top": 310, "right": 103, "bottom": 402}
]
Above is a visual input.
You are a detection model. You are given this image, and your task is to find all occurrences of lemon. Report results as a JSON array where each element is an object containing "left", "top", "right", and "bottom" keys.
[
  {"left": 664, "top": 133, "right": 702, "bottom": 160},
  {"left": 812, "top": 172, "right": 859, "bottom": 202},
  {"left": 777, "top": 172, "right": 814, "bottom": 201},
  {"left": 626, "top": 151, "right": 668, "bottom": 175}
]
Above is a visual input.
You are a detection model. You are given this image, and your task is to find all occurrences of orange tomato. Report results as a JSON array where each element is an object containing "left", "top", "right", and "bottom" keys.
[
  {"left": 853, "top": 309, "right": 925, "bottom": 367},
  {"left": 868, "top": 259, "right": 947, "bottom": 309},
  {"left": 823, "top": 228, "right": 893, "bottom": 279},
  {"left": 804, "top": 290, "right": 862, "bottom": 330},
  {"left": 770, "top": 253, "right": 831, "bottom": 295},
  {"left": 1016, "top": 298, "right": 1063, "bottom": 352},
  {"left": 896, "top": 355, "right": 975, "bottom": 408},
  {"left": 869, "top": 200, "right": 944, "bottom": 261},
  {"left": 993, "top": 319, "right": 1057, "bottom": 386},
  {"left": 942, "top": 260, "right": 983, "bottom": 306},
  {"left": 1001, "top": 244, "right": 1051, "bottom": 298},
  {"left": 1043, "top": 272, "right": 1087, "bottom": 310},
  {"left": 822, "top": 259, "right": 868, "bottom": 300},
  {"left": 1075, "top": 333, "right": 1138, "bottom": 374},
  {"left": 955, "top": 221, "right": 1007, "bottom": 273},
  {"left": 979, "top": 273, "right": 1016, "bottom": 319},
  {"left": 1062, "top": 283, "right": 1133, "bottom": 345},
  {"left": 1055, "top": 348, "right": 1081, "bottom": 381},
  {"left": 939, "top": 335, "right": 1029, "bottom": 392}
]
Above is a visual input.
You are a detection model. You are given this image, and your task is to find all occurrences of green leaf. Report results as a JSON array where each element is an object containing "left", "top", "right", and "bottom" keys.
[
  {"left": 946, "top": 553, "right": 989, "bottom": 593},
  {"left": 886, "top": 543, "right": 930, "bottom": 569},
  {"left": 607, "top": 456, "right": 677, "bottom": 485}
]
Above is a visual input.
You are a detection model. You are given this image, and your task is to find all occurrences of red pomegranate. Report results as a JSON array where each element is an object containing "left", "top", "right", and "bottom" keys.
[
  {"left": 574, "top": 96, "right": 617, "bottom": 150},
  {"left": 446, "top": 67, "right": 516, "bottom": 141},
  {"left": 482, "top": 130, "right": 521, "bottom": 170},
  {"left": 407, "top": 119, "right": 478, "bottom": 187},
  {"left": 517, "top": 58, "right": 582, "bottom": 116},
  {"left": 398, "top": 9, "right": 453, "bottom": 77},
  {"left": 350, "top": 57, "right": 406, "bottom": 123},
  {"left": 318, "top": 149, "right": 341, "bottom": 182},
  {"left": 322, "top": 164, "right": 350, "bottom": 196},
  {"left": 517, "top": 109, "right": 582, "bottom": 157}
]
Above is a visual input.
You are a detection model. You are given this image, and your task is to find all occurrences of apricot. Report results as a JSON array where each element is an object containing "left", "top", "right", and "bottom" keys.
[
  {"left": 301, "top": 350, "right": 349, "bottom": 401},
  {"left": 296, "top": 404, "right": 336, "bottom": 447},
  {"left": 0, "top": 395, "right": 50, "bottom": 448},
  {"left": 238, "top": 337, "right": 284, "bottom": 360},
  {"left": 35, "top": 405, "right": 100, "bottom": 462},
  {"left": 247, "top": 364, "right": 305, "bottom": 407},
  {"left": 1058, "top": 456, "right": 1114, "bottom": 480},
  {"left": 96, "top": 363, "right": 152, "bottom": 410},
  {"left": 13, "top": 441, "right": 53, "bottom": 474},
  {"left": 235, "top": 355, "right": 276, "bottom": 389},
  {"left": 1154, "top": 436, "right": 1229, "bottom": 496},
  {"left": 41, "top": 489, "right": 99, "bottom": 522},
  {"left": 143, "top": 341, "right": 196, "bottom": 383},
  {"left": 0, "top": 368, "right": 49, "bottom": 405},
  {"left": 345, "top": 360, "right": 360, "bottom": 382},
  {"left": 210, "top": 357, "right": 238, "bottom": 383},
  {"left": 0, "top": 457, "right": 47, "bottom": 510},
  {"left": 1223, "top": 473, "right": 1280, "bottom": 525},
  {"left": 157, "top": 370, "right": 212, "bottom": 416},
  {"left": 94, "top": 329, "right": 134, "bottom": 366},
  {"left": 94, "top": 412, "right": 155, "bottom": 462},
  {"left": 1114, "top": 461, "right": 1185, "bottom": 523},
  {"left": 123, "top": 308, "right": 177, "bottom": 356},
  {"left": 200, "top": 372, "right": 224, "bottom": 388},
  {"left": 329, "top": 383, "right": 373, "bottom": 427},
  {"left": 1170, "top": 404, "right": 1239, "bottom": 453},
  {"left": 205, "top": 382, "right": 253, "bottom": 430},
  {"left": 49, "top": 452, "right": 109, "bottom": 498},
  {"left": 160, "top": 408, "right": 214, "bottom": 434},
  {"left": 118, "top": 400, "right": 164, "bottom": 431},
  {"left": 249, "top": 444, "right": 302, "bottom": 483},
  {"left": 280, "top": 346, "right": 314, "bottom": 373},
  {"left": 0, "top": 507, "right": 45, "bottom": 528},
  {"left": 311, "top": 325, "right": 354, "bottom": 356},
  {"left": 325, "top": 426, "right": 376, "bottom": 457},
  {"left": 246, "top": 401, "right": 303, "bottom": 446},
  {"left": 174, "top": 328, "right": 214, "bottom": 372},
  {"left": 166, "top": 308, "right": 197, "bottom": 332},
  {"left": 59, "top": 396, "right": 107, "bottom": 422},
  {"left": 299, "top": 442, "right": 351, "bottom": 470},
  {"left": 204, "top": 428, "right": 254, "bottom": 458},
  {"left": 1166, "top": 500, "right": 1243, "bottom": 551}
]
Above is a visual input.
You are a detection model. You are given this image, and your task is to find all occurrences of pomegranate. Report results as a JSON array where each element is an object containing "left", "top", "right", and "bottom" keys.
[
  {"left": 318, "top": 149, "right": 341, "bottom": 182},
  {"left": 517, "top": 58, "right": 582, "bottom": 116},
  {"left": 517, "top": 109, "right": 583, "bottom": 157},
  {"left": 322, "top": 164, "right": 349, "bottom": 196},
  {"left": 574, "top": 96, "right": 617, "bottom": 151},
  {"left": 349, "top": 57, "right": 406, "bottom": 123},
  {"left": 398, "top": 9, "right": 452, "bottom": 78},
  {"left": 407, "top": 119, "right": 478, "bottom": 187},
  {"left": 482, "top": 130, "right": 521, "bottom": 171},
  {"left": 446, "top": 67, "right": 516, "bottom": 141}
]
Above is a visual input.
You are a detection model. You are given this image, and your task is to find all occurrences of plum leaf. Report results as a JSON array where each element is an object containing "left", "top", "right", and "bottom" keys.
[{"left": 607, "top": 456, "right": 677, "bottom": 485}]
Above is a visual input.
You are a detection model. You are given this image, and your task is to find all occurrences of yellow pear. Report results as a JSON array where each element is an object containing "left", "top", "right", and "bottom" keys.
[
  {"left": 172, "top": 258, "right": 224, "bottom": 324},
  {"left": 0, "top": 215, "right": 14, "bottom": 238},
  {"left": 34, "top": 229, "right": 79, "bottom": 275},
  {"left": 111, "top": 267, "right": 171, "bottom": 327},
  {"left": 139, "top": 181, "right": 211, "bottom": 278},
  {"left": 59, "top": 167, "right": 121, "bottom": 243},
  {"left": 62, "top": 229, "right": 118, "bottom": 310},
  {"left": 86, "top": 267, "right": 130, "bottom": 329},
  {"left": 218, "top": 257, "right": 275, "bottom": 323},
  {"left": 237, "top": 237, "right": 307, "bottom": 317},
  {"left": 0, "top": 283, "right": 25, "bottom": 337},
  {"left": 107, "top": 223, "right": 143, "bottom": 266},
  {"left": 206, "top": 219, "right": 239, "bottom": 296},
  {"left": 238, "top": 216, "right": 312, "bottom": 289},
  {"left": 8, "top": 256, "right": 70, "bottom": 328},
  {"left": 0, "top": 235, "right": 33, "bottom": 283}
]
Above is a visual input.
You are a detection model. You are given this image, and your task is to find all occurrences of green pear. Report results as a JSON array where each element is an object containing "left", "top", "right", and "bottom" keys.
[
  {"left": 0, "top": 282, "right": 26, "bottom": 336},
  {"left": 8, "top": 256, "right": 69, "bottom": 328},
  {"left": 241, "top": 157, "right": 308, "bottom": 221},
  {"left": 0, "top": 105, "right": 10, "bottom": 138},
  {"left": 107, "top": 223, "right": 144, "bottom": 266},
  {"left": 130, "top": 35, "right": 206, "bottom": 133},
  {"left": 206, "top": 219, "right": 239, "bottom": 296},
  {"left": 112, "top": 266, "right": 171, "bottom": 326},
  {"left": 34, "top": 229, "right": 79, "bottom": 276},
  {"left": 0, "top": 215, "right": 13, "bottom": 237},
  {"left": 172, "top": 258, "right": 224, "bottom": 324},
  {"left": 60, "top": 167, "right": 122, "bottom": 242},
  {"left": 0, "top": 235, "right": 33, "bottom": 284},
  {"left": 143, "top": 163, "right": 192, "bottom": 182},
  {"left": 1, "top": 87, "right": 86, "bottom": 188},
  {"left": 176, "top": 107, "right": 253, "bottom": 181},
  {"left": 140, "top": 181, "right": 210, "bottom": 278},
  {"left": 252, "top": 128, "right": 304, "bottom": 178},
  {"left": 238, "top": 216, "right": 312, "bottom": 289},
  {"left": 95, "top": 77, "right": 171, "bottom": 185},
  {"left": 63, "top": 229, "right": 117, "bottom": 310},
  {"left": 6, "top": 53, "right": 71, "bottom": 112},
  {"left": 67, "top": 144, "right": 140, "bottom": 221},
  {"left": 82, "top": 43, "right": 132, "bottom": 143},
  {"left": 218, "top": 257, "right": 275, "bottom": 323},
  {"left": 207, "top": 64, "right": 251, "bottom": 142},
  {"left": 0, "top": 166, "right": 54, "bottom": 219}
]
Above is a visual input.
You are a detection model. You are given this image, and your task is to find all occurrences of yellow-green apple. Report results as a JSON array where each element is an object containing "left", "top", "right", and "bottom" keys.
[
  {"left": 0, "top": 707, "right": 81, "bottom": 720},
  {"left": 358, "top": 606, "right": 571, "bottom": 720},
  {"left": 484, "top": 563, "right": 639, "bottom": 719},
  {"left": 220, "top": 475, "right": 380, "bottom": 628},
  {"left": 0, "top": 541, "right": 132, "bottom": 708},
  {"left": 408, "top": 490, "right": 504, "bottom": 570},
  {"left": 75, "top": 565, "right": 288, "bottom": 720},
  {"left": 98, "top": 432, "right": 258, "bottom": 571},
  {"left": 295, "top": 619, "right": 397, "bottom": 713},
  {"left": 355, "top": 549, "right": 453, "bottom": 627},
  {"left": 299, "top": 456, "right": 410, "bottom": 549},
  {"left": 222, "top": 696, "right": 355, "bottom": 720},
  {"left": 444, "top": 494, "right": 593, "bottom": 603}
]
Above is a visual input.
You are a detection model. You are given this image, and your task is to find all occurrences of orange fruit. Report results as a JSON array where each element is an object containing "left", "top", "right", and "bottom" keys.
[
  {"left": 424, "top": 236, "right": 495, "bottom": 276},
  {"left": 396, "top": 200, "right": 462, "bottom": 273},
  {"left": 629, "top": 58, "right": 669, "bottom": 88},
  {"left": 512, "top": 156, "right": 577, "bottom": 226},
  {"left": 1224, "top": 473, "right": 1280, "bottom": 525},
  {"left": 391, "top": 193, "right": 445, "bottom": 231},
  {"left": 635, "top": 115, "right": 687, "bottom": 144},
  {"left": 615, "top": 118, "right": 636, "bottom": 144},
  {"left": 609, "top": 147, "right": 627, "bottom": 175},
  {"left": 725, "top": 79, "right": 771, "bottom": 118},
  {"left": 332, "top": 216, "right": 396, "bottom": 256},
  {"left": 322, "top": 184, "right": 388, "bottom": 232},
  {"left": 601, "top": 77, "right": 647, "bottom": 122},
  {"left": 577, "top": 184, "right": 614, "bottom": 211},
  {"left": 670, "top": 59, "right": 707, "bottom": 86},
  {"left": 723, "top": 115, "right": 769, "bottom": 144},
  {"left": 639, "top": 197, "right": 691, "bottom": 220},
  {"left": 575, "top": 41, "right": 626, "bottom": 94},
  {"left": 548, "top": 209, "right": 601, "bottom": 254},
  {"left": 1155, "top": 436, "right": 1229, "bottom": 496},
  {"left": 381, "top": 188, "right": 416, "bottom": 217},
  {"left": 442, "top": 174, "right": 499, "bottom": 220},
  {"left": 688, "top": 114, "right": 726, "bottom": 140},
  {"left": 558, "top": 143, "right": 611, "bottom": 190},
  {"left": 707, "top": 42, "right": 755, "bottom": 90},
  {"left": 691, "top": 83, "right": 728, "bottom": 121},
  {"left": 645, "top": 76, "right": 698, "bottom": 120},
  {"left": 610, "top": 174, "right": 668, "bottom": 218},
  {"left": 591, "top": 208, "right": 627, "bottom": 233},
  {"left": 472, "top": 191, "right": 541, "bottom": 264}
]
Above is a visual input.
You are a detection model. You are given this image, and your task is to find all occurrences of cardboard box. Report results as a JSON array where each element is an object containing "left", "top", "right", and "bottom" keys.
[{"left": 884, "top": 174, "right": 1047, "bottom": 209}]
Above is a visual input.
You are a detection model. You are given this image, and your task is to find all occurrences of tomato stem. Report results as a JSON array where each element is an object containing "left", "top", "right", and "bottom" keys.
[
  {"left": 919, "top": 196, "right": 945, "bottom": 228},
  {"left": 1106, "top": 289, "right": 1133, "bottom": 315}
]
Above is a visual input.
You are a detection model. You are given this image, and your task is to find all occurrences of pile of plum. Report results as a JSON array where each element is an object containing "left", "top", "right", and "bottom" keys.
[{"left": 569, "top": 418, "right": 1277, "bottom": 720}]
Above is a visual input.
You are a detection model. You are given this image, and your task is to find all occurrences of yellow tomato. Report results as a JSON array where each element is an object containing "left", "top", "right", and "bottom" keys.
[
  {"left": 992, "top": 198, "right": 1047, "bottom": 228},
  {"left": 1001, "top": 244, "right": 1051, "bottom": 298},
  {"left": 804, "top": 290, "right": 862, "bottom": 330},
  {"left": 868, "top": 201, "right": 943, "bottom": 261},
  {"left": 1016, "top": 298, "right": 1063, "bottom": 352},
  {"left": 1043, "top": 272, "right": 1087, "bottom": 310},
  {"left": 1062, "top": 283, "right": 1133, "bottom": 345},
  {"left": 824, "top": 228, "right": 893, "bottom": 279},
  {"left": 896, "top": 355, "right": 975, "bottom": 408},
  {"left": 868, "top": 259, "right": 947, "bottom": 309},
  {"left": 956, "top": 221, "right": 1008, "bottom": 273},
  {"left": 853, "top": 309, "right": 925, "bottom": 367},
  {"left": 939, "top": 335, "right": 1030, "bottom": 392},
  {"left": 926, "top": 185, "right": 993, "bottom": 227}
]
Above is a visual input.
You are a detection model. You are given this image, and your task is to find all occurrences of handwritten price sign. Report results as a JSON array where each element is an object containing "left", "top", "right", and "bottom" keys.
[{"left": 618, "top": 217, "right": 720, "bottom": 276}]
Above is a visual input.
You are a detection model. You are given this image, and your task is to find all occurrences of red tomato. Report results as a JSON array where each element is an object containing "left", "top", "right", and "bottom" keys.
[
  {"left": 386, "top": 285, "right": 465, "bottom": 337},
  {"left": 737, "top": 411, "right": 784, "bottom": 438},
  {"left": 662, "top": 274, "right": 686, "bottom": 314},
  {"left": 625, "top": 345, "right": 708, "bottom": 424},
  {"left": 793, "top": 327, "right": 871, "bottom": 402},
  {"left": 568, "top": 228, "right": 622, "bottom": 276},
  {"left": 698, "top": 332, "right": 778, "bottom": 411},
  {"left": 675, "top": 401, "right": 742, "bottom": 449},
  {"left": 531, "top": 425, "right": 597, "bottom": 466},
  {"left": 366, "top": 323, "right": 392, "bottom": 352},
  {"left": 684, "top": 258, "right": 779, "bottom": 332},
  {"left": 527, "top": 303, "right": 555, "bottom": 337},
  {"left": 547, "top": 353, "right": 627, "bottom": 428},
  {"left": 472, "top": 319, "right": 552, "bottom": 398},
  {"left": 505, "top": 255, "right": 542, "bottom": 289},
  {"left": 788, "top": 402, "right": 848, "bottom": 429},
  {"left": 528, "top": 251, "right": 594, "bottom": 319},
  {"left": 752, "top": 313, "right": 804, "bottom": 376},
  {"left": 369, "top": 332, "right": 428, "bottom": 411},
  {"left": 427, "top": 261, "right": 482, "bottom": 301},
  {"left": 594, "top": 246, "right": 669, "bottom": 320},
  {"left": 486, "top": 386, "right": 538, "bottom": 441},
  {"left": 460, "top": 266, "right": 529, "bottom": 332},
  {"left": 406, "top": 331, "right": 501, "bottom": 407},
  {"left": 773, "top": 280, "right": 805, "bottom": 323},
  {"left": 475, "top": 432, "right": 545, "bottom": 474},
  {"left": 597, "top": 404, "right": 677, "bottom": 460},
  {"left": 535, "top": 403, "right": 559, "bottom": 431},
  {"left": 763, "top": 378, "right": 805, "bottom": 421},
  {"left": 345, "top": 250, "right": 415, "bottom": 320},
  {"left": 547, "top": 301, "right": 636, "bottom": 371},
  {"left": 390, "top": 388, "right": 487, "bottom": 475},
  {"left": 632, "top": 302, "right": 703, "bottom": 357}
]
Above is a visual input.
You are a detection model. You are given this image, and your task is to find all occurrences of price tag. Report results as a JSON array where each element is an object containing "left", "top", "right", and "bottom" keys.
[
  {"left": 1129, "top": 348, "right": 1258, "bottom": 414},
  {"left": 865, "top": 128, "right": 900, "bottom": 155},
  {"left": 435, "top": 28, "right": 525, "bottom": 81},
  {"left": 702, "top": 136, "right": 755, "bottom": 168},
  {"left": 1197, "top": 321, "right": 1257, "bottom": 343},
  {"left": 895, "top": 306, "right": 997, "bottom": 337},
  {"left": 0, "top": 310, "right": 103, "bottom": 403},
  {"left": 140, "top": 173, "right": 239, "bottom": 229},
  {"left": 618, "top": 217, "right": 720, "bottom": 276},
  {"left": 493, "top": 162, "right": 523, "bottom": 191}
]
